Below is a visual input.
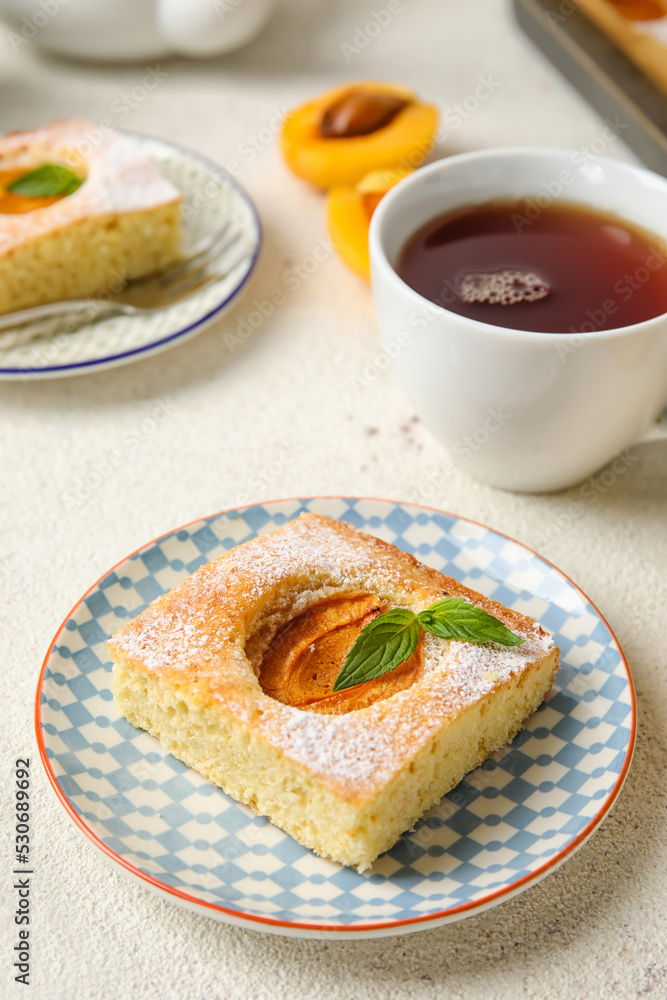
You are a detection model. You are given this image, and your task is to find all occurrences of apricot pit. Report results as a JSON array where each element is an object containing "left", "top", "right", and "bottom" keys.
[{"left": 281, "top": 81, "right": 437, "bottom": 188}]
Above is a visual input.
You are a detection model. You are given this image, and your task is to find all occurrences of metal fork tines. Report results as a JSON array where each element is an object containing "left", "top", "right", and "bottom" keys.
[{"left": 0, "top": 225, "right": 256, "bottom": 348}]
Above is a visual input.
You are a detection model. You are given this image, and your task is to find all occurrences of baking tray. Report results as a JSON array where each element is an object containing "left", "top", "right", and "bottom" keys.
[{"left": 512, "top": 0, "right": 667, "bottom": 176}]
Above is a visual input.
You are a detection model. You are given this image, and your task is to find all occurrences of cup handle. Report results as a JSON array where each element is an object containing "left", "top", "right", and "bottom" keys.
[{"left": 637, "top": 407, "right": 667, "bottom": 444}]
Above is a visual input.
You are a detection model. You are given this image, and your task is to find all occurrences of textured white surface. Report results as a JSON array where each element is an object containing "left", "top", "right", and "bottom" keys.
[{"left": 0, "top": 1, "right": 665, "bottom": 997}]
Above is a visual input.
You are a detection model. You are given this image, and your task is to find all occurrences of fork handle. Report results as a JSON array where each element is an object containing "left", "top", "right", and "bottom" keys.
[{"left": 0, "top": 298, "right": 119, "bottom": 332}]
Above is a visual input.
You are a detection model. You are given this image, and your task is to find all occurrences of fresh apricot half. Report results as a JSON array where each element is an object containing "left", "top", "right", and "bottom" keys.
[
  {"left": 281, "top": 81, "right": 437, "bottom": 189},
  {"left": 327, "top": 167, "right": 412, "bottom": 280}
]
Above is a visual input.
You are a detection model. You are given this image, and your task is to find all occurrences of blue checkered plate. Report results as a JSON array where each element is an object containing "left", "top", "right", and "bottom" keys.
[{"left": 36, "top": 498, "right": 635, "bottom": 939}]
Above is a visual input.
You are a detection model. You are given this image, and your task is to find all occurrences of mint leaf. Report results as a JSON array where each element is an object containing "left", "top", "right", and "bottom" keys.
[
  {"left": 6, "top": 163, "right": 83, "bottom": 198},
  {"left": 418, "top": 598, "right": 525, "bottom": 646},
  {"left": 330, "top": 596, "right": 525, "bottom": 695},
  {"left": 332, "top": 608, "right": 420, "bottom": 692}
]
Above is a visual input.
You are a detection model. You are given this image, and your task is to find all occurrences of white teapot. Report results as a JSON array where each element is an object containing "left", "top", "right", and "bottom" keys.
[{"left": 0, "top": 0, "right": 275, "bottom": 61}]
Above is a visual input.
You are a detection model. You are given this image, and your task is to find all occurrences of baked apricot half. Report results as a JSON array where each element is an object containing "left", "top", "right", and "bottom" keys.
[
  {"left": 281, "top": 81, "right": 437, "bottom": 188},
  {"left": 327, "top": 167, "right": 412, "bottom": 280}
]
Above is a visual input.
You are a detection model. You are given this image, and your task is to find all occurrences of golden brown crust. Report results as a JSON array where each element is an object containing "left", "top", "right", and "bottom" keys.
[
  {"left": 108, "top": 513, "right": 556, "bottom": 804},
  {"left": 109, "top": 512, "right": 548, "bottom": 683}
]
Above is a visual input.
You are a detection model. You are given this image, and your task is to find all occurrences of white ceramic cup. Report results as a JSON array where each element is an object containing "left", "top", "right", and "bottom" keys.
[{"left": 369, "top": 148, "right": 667, "bottom": 493}]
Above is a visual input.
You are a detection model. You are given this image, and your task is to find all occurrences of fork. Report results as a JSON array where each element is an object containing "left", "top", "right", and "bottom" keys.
[{"left": 0, "top": 225, "right": 256, "bottom": 348}]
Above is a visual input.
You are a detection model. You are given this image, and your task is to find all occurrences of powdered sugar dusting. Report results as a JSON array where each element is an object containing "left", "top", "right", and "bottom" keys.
[
  {"left": 112, "top": 514, "right": 447, "bottom": 676},
  {"left": 110, "top": 513, "right": 557, "bottom": 796},
  {"left": 275, "top": 708, "right": 400, "bottom": 786},
  {"left": 0, "top": 118, "right": 181, "bottom": 252},
  {"left": 263, "top": 626, "right": 554, "bottom": 791},
  {"left": 211, "top": 514, "right": 425, "bottom": 609},
  {"left": 120, "top": 611, "right": 216, "bottom": 675}
]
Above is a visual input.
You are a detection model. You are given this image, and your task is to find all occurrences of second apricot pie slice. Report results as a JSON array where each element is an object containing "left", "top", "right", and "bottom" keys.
[{"left": 0, "top": 118, "right": 182, "bottom": 315}]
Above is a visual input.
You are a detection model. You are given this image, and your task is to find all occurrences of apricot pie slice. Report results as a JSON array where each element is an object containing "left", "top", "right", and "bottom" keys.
[
  {"left": 108, "top": 513, "right": 559, "bottom": 872},
  {"left": 0, "top": 118, "right": 181, "bottom": 315}
]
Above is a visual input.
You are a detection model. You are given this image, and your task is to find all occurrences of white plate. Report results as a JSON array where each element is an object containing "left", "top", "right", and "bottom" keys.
[
  {"left": 36, "top": 498, "right": 636, "bottom": 938},
  {"left": 0, "top": 132, "right": 261, "bottom": 379}
]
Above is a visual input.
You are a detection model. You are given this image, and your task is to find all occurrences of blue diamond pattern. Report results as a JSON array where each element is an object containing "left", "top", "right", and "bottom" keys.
[{"left": 38, "top": 498, "right": 634, "bottom": 933}]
